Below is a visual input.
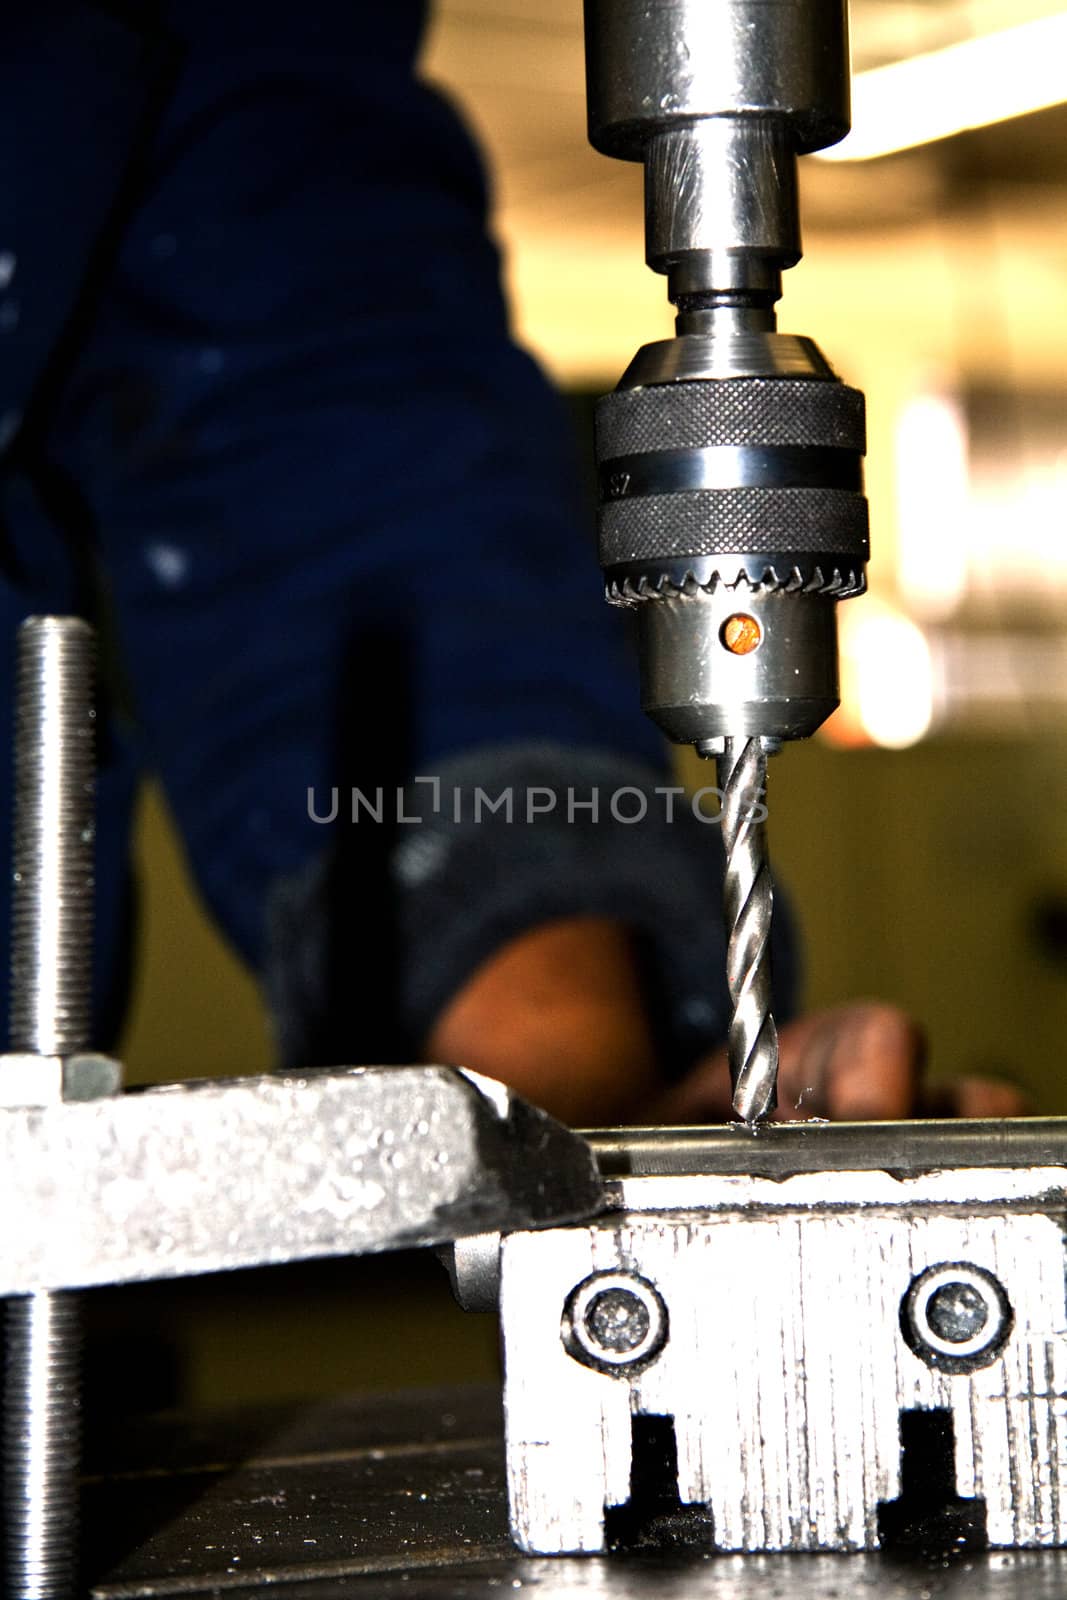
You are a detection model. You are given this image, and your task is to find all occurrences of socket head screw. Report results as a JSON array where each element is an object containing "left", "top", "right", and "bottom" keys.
[
  {"left": 927, "top": 1282, "right": 988, "bottom": 1343},
  {"left": 563, "top": 1271, "right": 667, "bottom": 1373},
  {"left": 901, "top": 1262, "right": 1013, "bottom": 1373}
]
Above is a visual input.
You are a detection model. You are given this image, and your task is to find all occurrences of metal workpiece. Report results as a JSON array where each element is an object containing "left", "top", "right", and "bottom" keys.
[
  {"left": 587, "top": 1127, "right": 1067, "bottom": 1220},
  {"left": 715, "top": 737, "right": 777, "bottom": 1121},
  {"left": 588, "top": 1115, "right": 1067, "bottom": 1183},
  {"left": 0, "top": 1066, "right": 603, "bottom": 1295},
  {"left": 5, "top": 615, "right": 98, "bottom": 1600},
  {"left": 591, "top": 1120, "right": 1067, "bottom": 1184}
]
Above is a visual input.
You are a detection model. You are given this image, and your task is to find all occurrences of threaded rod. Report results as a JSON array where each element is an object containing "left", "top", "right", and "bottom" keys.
[
  {"left": 10, "top": 617, "right": 95, "bottom": 1056},
  {"left": 4, "top": 1296, "right": 82, "bottom": 1599},
  {"left": 5, "top": 616, "right": 95, "bottom": 1600}
]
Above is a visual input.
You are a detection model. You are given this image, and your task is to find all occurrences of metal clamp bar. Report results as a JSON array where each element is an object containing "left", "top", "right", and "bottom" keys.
[{"left": 0, "top": 1066, "right": 603, "bottom": 1294}]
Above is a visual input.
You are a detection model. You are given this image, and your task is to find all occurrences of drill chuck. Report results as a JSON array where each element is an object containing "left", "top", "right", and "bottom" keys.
[
  {"left": 583, "top": 0, "right": 866, "bottom": 748},
  {"left": 598, "top": 373, "right": 867, "bottom": 589},
  {"left": 595, "top": 348, "right": 868, "bottom": 745}
]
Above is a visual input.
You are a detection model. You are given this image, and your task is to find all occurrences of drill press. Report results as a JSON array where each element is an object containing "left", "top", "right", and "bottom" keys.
[{"left": 585, "top": 0, "right": 869, "bottom": 1120}]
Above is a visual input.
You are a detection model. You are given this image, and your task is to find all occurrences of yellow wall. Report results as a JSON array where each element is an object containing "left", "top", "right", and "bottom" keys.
[
  {"left": 748, "top": 738, "right": 1067, "bottom": 1111},
  {"left": 119, "top": 784, "right": 272, "bottom": 1087},
  {"left": 123, "top": 739, "right": 1067, "bottom": 1114}
]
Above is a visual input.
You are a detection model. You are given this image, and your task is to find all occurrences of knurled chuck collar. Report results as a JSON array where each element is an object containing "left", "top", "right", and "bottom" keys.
[{"left": 594, "top": 328, "right": 868, "bottom": 744}]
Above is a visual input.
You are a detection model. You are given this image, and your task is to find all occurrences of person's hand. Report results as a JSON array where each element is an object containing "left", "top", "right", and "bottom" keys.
[
  {"left": 651, "top": 1001, "right": 1030, "bottom": 1124},
  {"left": 425, "top": 918, "right": 1029, "bottom": 1126},
  {"left": 424, "top": 916, "right": 662, "bottom": 1126}
]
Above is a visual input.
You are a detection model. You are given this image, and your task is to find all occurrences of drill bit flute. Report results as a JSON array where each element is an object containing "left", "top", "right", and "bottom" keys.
[
  {"left": 583, "top": 0, "right": 870, "bottom": 1119},
  {"left": 716, "top": 737, "right": 778, "bottom": 1121}
]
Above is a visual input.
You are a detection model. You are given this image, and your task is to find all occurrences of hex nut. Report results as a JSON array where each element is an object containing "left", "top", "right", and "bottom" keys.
[{"left": 0, "top": 1052, "right": 123, "bottom": 1109}]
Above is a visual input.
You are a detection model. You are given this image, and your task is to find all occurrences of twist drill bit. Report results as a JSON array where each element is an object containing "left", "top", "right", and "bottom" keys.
[{"left": 716, "top": 736, "right": 778, "bottom": 1123}]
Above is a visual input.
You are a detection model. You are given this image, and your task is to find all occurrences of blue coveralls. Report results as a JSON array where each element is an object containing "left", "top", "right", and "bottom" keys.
[{"left": 0, "top": 2, "right": 792, "bottom": 1069}]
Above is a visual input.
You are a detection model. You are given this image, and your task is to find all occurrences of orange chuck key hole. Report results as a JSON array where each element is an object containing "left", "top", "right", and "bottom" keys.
[{"left": 720, "top": 613, "right": 762, "bottom": 656}]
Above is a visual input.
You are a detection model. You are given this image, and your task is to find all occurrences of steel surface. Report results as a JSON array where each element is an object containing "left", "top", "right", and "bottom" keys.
[
  {"left": 0, "top": 1067, "right": 603, "bottom": 1293},
  {"left": 588, "top": 1118, "right": 1067, "bottom": 1179},
  {"left": 502, "top": 1207, "right": 1067, "bottom": 1554},
  {"left": 84, "top": 1386, "right": 1067, "bottom": 1596}
]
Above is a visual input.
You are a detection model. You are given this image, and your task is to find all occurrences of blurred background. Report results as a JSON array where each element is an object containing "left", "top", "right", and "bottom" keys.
[
  {"left": 89, "top": 0, "right": 1067, "bottom": 1425},
  {"left": 121, "top": 0, "right": 1067, "bottom": 1113}
]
